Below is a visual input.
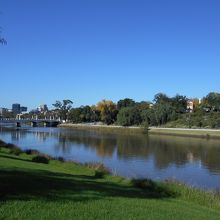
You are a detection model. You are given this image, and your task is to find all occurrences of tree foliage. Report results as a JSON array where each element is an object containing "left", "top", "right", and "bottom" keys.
[
  {"left": 117, "top": 107, "right": 141, "bottom": 126},
  {"left": 117, "top": 98, "right": 135, "bottom": 110},
  {"left": 49, "top": 92, "right": 220, "bottom": 128},
  {"left": 96, "top": 100, "right": 118, "bottom": 125},
  {"left": 52, "top": 99, "right": 73, "bottom": 121}
]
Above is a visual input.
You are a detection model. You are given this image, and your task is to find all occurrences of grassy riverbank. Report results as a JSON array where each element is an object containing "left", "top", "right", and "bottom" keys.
[
  {"left": 0, "top": 141, "right": 220, "bottom": 219},
  {"left": 60, "top": 123, "right": 220, "bottom": 139}
]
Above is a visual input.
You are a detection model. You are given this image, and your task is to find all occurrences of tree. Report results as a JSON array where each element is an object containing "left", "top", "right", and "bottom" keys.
[
  {"left": 153, "top": 103, "right": 176, "bottom": 125},
  {"left": 96, "top": 100, "right": 118, "bottom": 125},
  {"left": 53, "top": 99, "right": 73, "bottom": 121},
  {"left": 68, "top": 105, "right": 100, "bottom": 123},
  {"left": 202, "top": 92, "right": 220, "bottom": 111},
  {"left": 154, "top": 93, "right": 170, "bottom": 104},
  {"left": 117, "top": 107, "right": 142, "bottom": 126},
  {"left": 171, "top": 94, "right": 187, "bottom": 113},
  {"left": 117, "top": 98, "right": 135, "bottom": 110}
]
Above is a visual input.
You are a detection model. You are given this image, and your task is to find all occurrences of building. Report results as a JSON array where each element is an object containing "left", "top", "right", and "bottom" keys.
[
  {"left": 187, "top": 100, "right": 194, "bottom": 113},
  {"left": 38, "top": 104, "right": 48, "bottom": 112},
  {"left": 20, "top": 106, "right": 28, "bottom": 113},
  {"left": 0, "top": 108, "right": 8, "bottom": 116},
  {"left": 12, "top": 103, "right": 21, "bottom": 114}
]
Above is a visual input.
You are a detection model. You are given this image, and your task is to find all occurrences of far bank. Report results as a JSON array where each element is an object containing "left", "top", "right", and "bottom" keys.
[{"left": 59, "top": 123, "right": 220, "bottom": 139}]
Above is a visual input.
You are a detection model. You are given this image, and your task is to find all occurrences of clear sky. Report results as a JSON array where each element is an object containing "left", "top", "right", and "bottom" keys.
[{"left": 0, "top": 0, "right": 220, "bottom": 110}]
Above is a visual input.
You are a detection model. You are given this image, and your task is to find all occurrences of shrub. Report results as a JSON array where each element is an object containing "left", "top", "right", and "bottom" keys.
[
  {"left": 132, "top": 178, "right": 155, "bottom": 189},
  {"left": 24, "top": 149, "right": 40, "bottom": 155},
  {"left": 131, "top": 178, "right": 177, "bottom": 198},
  {"left": 9, "top": 146, "right": 23, "bottom": 156},
  {"left": 85, "top": 162, "right": 111, "bottom": 178},
  {"left": 32, "top": 155, "right": 49, "bottom": 164},
  {"left": 0, "top": 139, "right": 7, "bottom": 147},
  {"left": 5, "top": 143, "right": 17, "bottom": 149}
]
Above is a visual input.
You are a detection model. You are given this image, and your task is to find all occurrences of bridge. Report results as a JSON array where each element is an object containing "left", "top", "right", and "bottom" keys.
[{"left": 0, "top": 118, "right": 61, "bottom": 127}]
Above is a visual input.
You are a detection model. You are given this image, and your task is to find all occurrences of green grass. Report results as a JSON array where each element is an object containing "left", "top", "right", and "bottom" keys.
[
  {"left": 0, "top": 146, "right": 220, "bottom": 220},
  {"left": 148, "top": 128, "right": 220, "bottom": 139}
]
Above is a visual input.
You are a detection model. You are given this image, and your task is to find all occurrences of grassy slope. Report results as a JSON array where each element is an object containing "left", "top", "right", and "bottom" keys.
[{"left": 0, "top": 147, "right": 220, "bottom": 220}]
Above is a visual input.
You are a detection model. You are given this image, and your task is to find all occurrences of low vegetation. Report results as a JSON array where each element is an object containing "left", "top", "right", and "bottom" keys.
[
  {"left": 32, "top": 155, "right": 50, "bottom": 164},
  {"left": 0, "top": 140, "right": 220, "bottom": 219}
]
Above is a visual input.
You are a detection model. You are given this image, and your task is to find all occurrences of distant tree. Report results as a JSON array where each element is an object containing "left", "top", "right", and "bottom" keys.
[
  {"left": 117, "top": 98, "right": 135, "bottom": 110},
  {"left": 96, "top": 100, "right": 118, "bottom": 125},
  {"left": 202, "top": 92, "right": 220, "bottom": 111},
  {"left": 68, "top": 108, "right": 82, "bottom": 123},
  {"left": 153, "top": 102, "right": 176, "bottom": 125},
  {"left": 171, "top": 94, "right": 187, "bottom": 113},
  {"left": 53, "top": 99, "right": 73, "bottom": 121},
  {"left": 135, "top": 101, "right": 151, "bottom": 110},
  {"left": 153, "top": 93, "right": 170, "bottom": 104},
  {"left": 117, "top": 107, "right": 141, "bottom": 126}
]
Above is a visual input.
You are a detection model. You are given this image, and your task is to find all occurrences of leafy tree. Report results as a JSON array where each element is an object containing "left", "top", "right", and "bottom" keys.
[
  {"left": 117, "top": 98, "right": 135, "bottom": 110},
  {"left": 68, "top": 108, "right": 82, "bottom": 123},
  {"left": 96, "top": 100, "right": 118, "bottom": 124},
  {"left": 154, "top": 93, "right": 170, "bottom": 104},
  {"left": 202, "top": 92, "right": 220, "bottom": 111},
  {"left": 171, "top": 94, "right": 187, "bottom": 113},
  {"left": 117, "top": 107, "right": 141, "bottom": 126},
  {"left": 153, "top": 103, "right": 176, "bottom": 125},
  {"left": 53, "top": 99, "right": 73, "bottom": 121}
]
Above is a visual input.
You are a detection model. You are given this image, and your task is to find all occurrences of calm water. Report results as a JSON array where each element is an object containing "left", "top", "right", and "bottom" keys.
[{"left": 1, "top": 125, "right": 220, "bottom": 189}]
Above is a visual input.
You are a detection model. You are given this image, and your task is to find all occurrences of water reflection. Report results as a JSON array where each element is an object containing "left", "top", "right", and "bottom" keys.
[{"left": 1, "top": 126, "right": 220, "bottom": 188}]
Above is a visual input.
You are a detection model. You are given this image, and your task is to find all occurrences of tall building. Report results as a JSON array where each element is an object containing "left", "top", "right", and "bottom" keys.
[
  {"left": 187, "top": 100, "right": 194, "bottom": 113},
  {"left": 12, "top": 103, "right": 21, "bottom": 114},
  {"left": 38, "top": 104, "right": 48, "bottom": 112},
  {"left": 0, "top": 108, "right": 8, "bottom": 116},
  {"left": 20, "top": 106, "right": 28, "bottom": 113}
]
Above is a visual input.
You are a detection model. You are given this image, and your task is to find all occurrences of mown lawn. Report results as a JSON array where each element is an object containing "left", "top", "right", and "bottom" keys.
[{"left": 0, "top": 146, "right": 220, "bottom": 220}]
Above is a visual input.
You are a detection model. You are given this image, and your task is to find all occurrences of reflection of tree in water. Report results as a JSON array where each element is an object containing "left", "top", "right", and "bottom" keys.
[
  {"left": 116, "top": 135, "right": 150, "bottom": 159},
  {"left": 148, "top": 136, "right": 220, "bottom": 173},
  {"left": 201, "top": 147, "right": 220, "bottom": 173},
  {"left": 53, "top": 130, "right": 117, "bottom": 158},
  {"left": 52, "top": 130, "right": 220, "bottom": 173},
  {"left": 3, "top": 126, "right": 220, "bottom": 174},
  {"left": 54, "top": 136, "right": 73, "bottom": 153}
]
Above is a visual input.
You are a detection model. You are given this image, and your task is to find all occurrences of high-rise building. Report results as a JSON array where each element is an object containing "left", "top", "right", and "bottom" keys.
[
  {"left": 20, "top": 106, "right": 28, "bottom": 113},
  {"left": 38, "top": 104, "right": 48, "bottom": 112},
  {"left": 0, "top": 108, "right": 8, "bottom": 116},
  {"left": 12, "top": 103, "right": 21, "bottom": 114}
]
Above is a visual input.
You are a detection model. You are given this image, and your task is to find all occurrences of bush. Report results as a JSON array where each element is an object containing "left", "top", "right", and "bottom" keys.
[
  {"left": 32, "top": 155, "right": 49, "bottom": 164},
  {"left": 25, "top": 149, "right": 40, "bottom": 155},
  {"left": 132, "top": 178, "right": 155, "bottom": 189},
  {"left": 131, "top": 178, "right": 176, "bottom": 198},
  {"left": 0, "top": 139, "right": 7, "bottom": 147},
  {"left": 85, "top": 162, "right": 111, "bottom": 178},
  {"left": 9, "top": 146, "right": 23, "bottom": 156},
  {"left": 5, "top": 143, "right": 17, "bottom": 149}
]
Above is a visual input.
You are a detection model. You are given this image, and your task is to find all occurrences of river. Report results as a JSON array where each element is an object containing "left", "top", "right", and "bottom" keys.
[{"left": 0, "top": 125, "right": 220, "bottom": 189}]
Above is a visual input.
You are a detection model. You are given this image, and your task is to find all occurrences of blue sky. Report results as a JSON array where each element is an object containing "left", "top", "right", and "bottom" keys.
[{"left": 0, "top": 0, "right": 220, "bottom": 110}]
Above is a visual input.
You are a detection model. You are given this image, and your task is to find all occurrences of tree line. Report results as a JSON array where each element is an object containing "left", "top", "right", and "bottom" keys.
[
  {"left": 62, "top": 92, "right": 220, "bottom": 128},
  {"left": 4, "top": 92, "right": 220, "bottom": 129}
]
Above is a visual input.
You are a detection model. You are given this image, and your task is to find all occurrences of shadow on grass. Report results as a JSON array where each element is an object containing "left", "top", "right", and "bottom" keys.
[
  {"left": 0, "top": 169, "right": 177, "bottom": 203},
  {"left": 0, "top": 154, "right": 30, "bottom": 162}
]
